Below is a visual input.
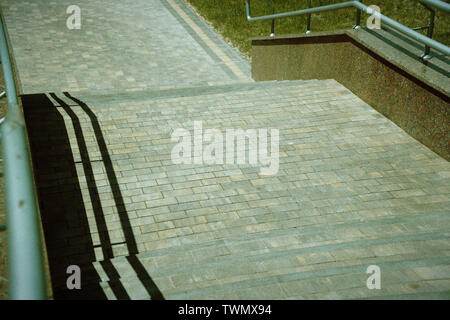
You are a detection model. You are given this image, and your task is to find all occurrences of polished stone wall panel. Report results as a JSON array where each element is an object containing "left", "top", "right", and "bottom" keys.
[{"left": 252, "top": 32, "right": 449, "bottom": 160}]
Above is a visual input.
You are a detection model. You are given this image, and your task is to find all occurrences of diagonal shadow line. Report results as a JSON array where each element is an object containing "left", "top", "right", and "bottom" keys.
[
  {"left": 62, "top": 91, "right": 164, "bottom": 300},
  {"left": 49, "top": 93, "right": 130, "bottom": 300},
  {"left": 21, "top": 93, "right": 107, "bottom": 299}
]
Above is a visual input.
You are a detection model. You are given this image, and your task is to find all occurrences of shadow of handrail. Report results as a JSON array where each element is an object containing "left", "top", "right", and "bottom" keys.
[
  {"left": 22, "top": 92, "right": 163, "bottom": 299},
  {"left": 63, "top": 92, "right": 164, "bottom": 300}
]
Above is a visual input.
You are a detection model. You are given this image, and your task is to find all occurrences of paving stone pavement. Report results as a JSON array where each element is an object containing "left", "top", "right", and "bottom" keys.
[
  {"left": 0, "top": 0, "right": 250, "bottom": 94},
  {"left": 1, "top": 0, "right": 450, "bottom": 300}
]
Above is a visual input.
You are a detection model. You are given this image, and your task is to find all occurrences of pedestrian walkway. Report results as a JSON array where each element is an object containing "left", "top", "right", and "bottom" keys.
[
  {"left": 1, "top": 0, "right": 250, "bottom": 93},
  {"left": 1, "top": 0, "right": 449, "bottom": 299}
]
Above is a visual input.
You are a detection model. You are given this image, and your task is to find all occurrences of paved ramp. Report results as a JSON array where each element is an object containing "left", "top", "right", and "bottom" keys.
[
  {"left": 2, "top": 0, "right": 449, "bottom": 299},
  {"left": 1, "top": 0, "right": 250, "bottom": 93}
]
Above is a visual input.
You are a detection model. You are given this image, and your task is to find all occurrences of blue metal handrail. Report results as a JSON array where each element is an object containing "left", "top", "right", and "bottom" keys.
[
  {"left": 420, "top": 0, "right": 450, "bottom": 12},
  {"left": 0, "top": 11, "right": 47, "bottom": 299},
  {"left": 245, "top": 0, "right": 450, "bottom": 58}
]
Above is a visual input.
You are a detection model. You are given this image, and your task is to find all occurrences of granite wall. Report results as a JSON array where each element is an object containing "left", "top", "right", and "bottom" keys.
[{"left": 252, "top": 32, "right": 449, "bottom": 160}]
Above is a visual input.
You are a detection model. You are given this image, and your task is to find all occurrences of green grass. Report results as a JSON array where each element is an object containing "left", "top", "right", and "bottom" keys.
[{"left": 185, "top": 0, "right": 450, "bottom": 58}]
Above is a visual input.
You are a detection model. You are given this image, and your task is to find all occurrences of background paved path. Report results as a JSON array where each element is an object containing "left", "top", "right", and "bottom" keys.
[
  {"left": 1, "top": 0, "right": 250, "bottom": 93},
  {"left": 1, "top": 0, "right": 449, "bottom": 299}
]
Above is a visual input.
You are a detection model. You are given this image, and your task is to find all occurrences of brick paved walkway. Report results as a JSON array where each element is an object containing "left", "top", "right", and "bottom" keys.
[
  {"left": 1, "top": 0, "right": 250, "bottom": 93},
  {"left": 1, "top": 0, "right": 449, "bottom": 299}
]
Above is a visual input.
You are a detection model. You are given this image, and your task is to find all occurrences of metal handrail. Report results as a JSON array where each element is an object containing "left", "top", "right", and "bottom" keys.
[
  {"left": 420, "top": 0, "right": 450, "bottom": 12},
  {"left": 261, "top": 0, "right": 275, "bottom": 36},
  {"left": 245, "top": 0, "right": 450, "bottom": 57},
  {"left": 0, "top": 11, "right": 47, "bottom": 299}
]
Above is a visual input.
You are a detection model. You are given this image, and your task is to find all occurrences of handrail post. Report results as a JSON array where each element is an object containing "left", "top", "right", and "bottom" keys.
[
  {"left": 306, "top": 0, "right": 312, "bottom": 34},
  {"left": 354, "top": 0, "right": 362, "bottom": 29},
  {"left": 270, "top": 17, "right": 275, "bottom": 37},
  {"left": 245, "top": 0, "right": 450, "bottom": 57},
  {"left": 421, "top": 4, "right": 435, "bottom": 60},
  {"left": 262, "top": 0, "right": 276, "bottom": 37}
]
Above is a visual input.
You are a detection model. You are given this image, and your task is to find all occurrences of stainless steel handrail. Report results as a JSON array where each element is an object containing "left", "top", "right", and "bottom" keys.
[
  {"left": 245, "top": 0, "right": 450, "bottom": 57},
  {"left": 420, "top": 0, "right": 450, "bottom": 12},
  {"left": 0, "top": 11, "right": 47, "bottom": 299}
]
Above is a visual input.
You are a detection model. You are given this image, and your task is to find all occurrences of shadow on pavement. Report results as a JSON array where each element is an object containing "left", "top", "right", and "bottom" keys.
[{"left": 21, "top": 92, "right": 163, "bottom": 300}]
